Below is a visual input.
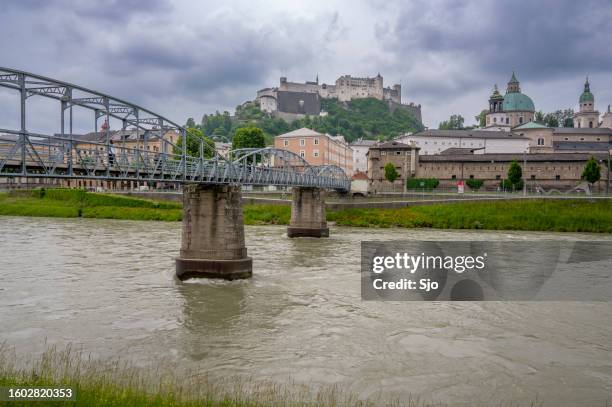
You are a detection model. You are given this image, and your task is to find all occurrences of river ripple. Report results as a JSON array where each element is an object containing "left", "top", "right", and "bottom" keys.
[{"left": 0, "top": 216, "right": 611, "bottom": 406}]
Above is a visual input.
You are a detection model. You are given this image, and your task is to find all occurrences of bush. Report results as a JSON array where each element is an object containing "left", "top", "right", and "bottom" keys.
[
  {"left": 465, "top": 179, "right": 483, "bottom": 190},
  {"left": 500, "top": 179, "right": 524, "bottom": 191},
  {"left": 406, "top": 178, "right": 440, "bottom": 189},
  {"left": 384, "top": 162, "right": 400, "bottom": 183}
]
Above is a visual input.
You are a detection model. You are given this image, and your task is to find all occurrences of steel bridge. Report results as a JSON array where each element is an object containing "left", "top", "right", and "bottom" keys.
[{"left": 0, "top": 67, "right": 350, "bottom": 192}]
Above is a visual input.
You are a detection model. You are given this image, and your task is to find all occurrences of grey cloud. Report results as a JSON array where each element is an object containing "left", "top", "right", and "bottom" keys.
[
  {"left": 1, "top": 0, "right": 610, "bottom": 129},
  {"left": 386, "top": 0, "right": 612, "bottom": 81}
]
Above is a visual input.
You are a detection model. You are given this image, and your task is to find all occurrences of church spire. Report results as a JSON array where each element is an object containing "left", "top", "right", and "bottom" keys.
[
  {"left": 507, "top": 71, "right": 520, "bottom": 93},
  {"left": 584, "top": 76, "right": 590, "bottom": 93}
]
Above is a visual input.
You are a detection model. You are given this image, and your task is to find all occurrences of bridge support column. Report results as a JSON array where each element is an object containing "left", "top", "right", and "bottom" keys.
[
  {"left": 287, "top": 187, "right": 329, "bottom": 238},
  {"left": 176, "top": 184, "right": 252, "bottom": 280}
]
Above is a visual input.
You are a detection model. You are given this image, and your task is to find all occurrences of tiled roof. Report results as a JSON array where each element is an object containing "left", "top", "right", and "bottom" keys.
[{"left": 276, "top": 128, "right": 323, "bottom": 138}]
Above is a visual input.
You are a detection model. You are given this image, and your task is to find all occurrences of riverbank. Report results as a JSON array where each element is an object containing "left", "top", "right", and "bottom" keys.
[
  {"left": 0, "top": 346, "right": 402, "bottom": 407},
  {"left": 1, "top": 189, "right": 611, "bottom": 232}
]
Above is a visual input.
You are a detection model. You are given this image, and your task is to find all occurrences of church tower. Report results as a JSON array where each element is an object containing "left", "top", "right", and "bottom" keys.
[
  {"left": 507, "top": 71, "right": 520, "bottom": 93},
  {"left": 573, "top": 77, "right": 599, "bottom": 128}
]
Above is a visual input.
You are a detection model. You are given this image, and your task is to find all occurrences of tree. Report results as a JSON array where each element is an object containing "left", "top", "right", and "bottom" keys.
[
  {"left": 552, "top": 109, "right": 574, "bottom": 128},
  {"left": 232, "top": 127, "right": 266, "bottom": 150},
  {"left": 543, "top": 113, "right": 559, "bottom": 128},
  {"left": 186, "top": 117, "right": 196, "bottom": 128},
  {"left": 173, "top": 127, "right": 215, "bottom": 158},
  {"left": 475, "top": 110, "right": 487, "bottom": 128},
  {"left": 505, "top": 160, "right": 523, "bottom": 191},
  {"left": 384, "top": 162, "right": 400, "bottom": 183},
  {"left": 534, "top": 111, "right": 545, "bottom": 124},
  {"left": 439, "top": 114, "right": 465, "bottom": 130},
  {"left": 582, "top": 156, "right": 601, "bottom": 185}
]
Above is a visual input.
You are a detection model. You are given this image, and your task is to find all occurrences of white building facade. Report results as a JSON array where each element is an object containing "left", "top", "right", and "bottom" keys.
[
  {"left": 396, "top": 130, "right": 529, "bottom": 155},
  {"left": 349, "top": 138, "right": 377, "bottom": 173}
]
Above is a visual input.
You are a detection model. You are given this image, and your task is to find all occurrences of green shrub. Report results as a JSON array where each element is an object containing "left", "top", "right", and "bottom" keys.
[
  {"left": 500, "top": 179, "right": 524, "bottom": 191},
  {"left": 406, "top": 178, "right": 439, "bottom": 189},
  {"left": 465, "top": 179, "right": 483, "bottom": 190}
]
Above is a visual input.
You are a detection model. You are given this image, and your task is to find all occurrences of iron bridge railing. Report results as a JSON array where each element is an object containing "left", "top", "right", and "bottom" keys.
[{"left": 0, "top": 67, "right": 350, "bottom": 192}]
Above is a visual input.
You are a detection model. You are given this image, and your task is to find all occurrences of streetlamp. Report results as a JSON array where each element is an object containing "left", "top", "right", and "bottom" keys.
[
  {"left": 606, "top": 149, "right": 612, "bottom": 195},
  {"left": 523, "top": 150, "right": 527, "bottom": 196}
]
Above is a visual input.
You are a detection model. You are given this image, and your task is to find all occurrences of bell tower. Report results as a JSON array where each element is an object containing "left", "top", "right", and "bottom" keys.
[
  {"left": 573, "top": 77, "right": 599, "bottom": 128},
  {"left": 507, "top": 71, "right": 520, "bottom": 93}
]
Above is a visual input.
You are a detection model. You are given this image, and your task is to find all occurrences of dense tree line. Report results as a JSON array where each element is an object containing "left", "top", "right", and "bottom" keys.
[{"left": 185, "top": 97, "right": 423, "bottom": 145}]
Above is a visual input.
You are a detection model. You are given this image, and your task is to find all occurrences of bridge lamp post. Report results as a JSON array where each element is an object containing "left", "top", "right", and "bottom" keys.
[
  {"left": 523, "top": 150, "right": 527, "bottom": 196},
  {"left": 19, "top": 73, "right": 26, "bottom": 176},
  {"left": 597, "top": 156, "right": 610, "bottom": 196}
]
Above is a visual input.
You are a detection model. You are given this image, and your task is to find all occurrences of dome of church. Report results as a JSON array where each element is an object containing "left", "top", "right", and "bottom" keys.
[
  {"left": 580, "top": 91, "right": 594, "bottom": 103},
  {"left": 502, "top": 92, "right": 535, "bottom": 112}
]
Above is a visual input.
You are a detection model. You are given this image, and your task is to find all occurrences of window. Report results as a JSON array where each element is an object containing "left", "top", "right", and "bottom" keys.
[
  {"left": 494, "top": 117, "right": 497, "bottom": 123},
  {"left": 496, "top": 175, "right": 501, "bottom": 180},
  {"left": 451, "top": 175, "right": 457, "bottom": 180},
  {"left": 564, "top": 137, "right": 569, "bottom": 141},
  {"left": 537, "top": 138, "right": 544, "bottom": 146},
  {"left": 556, "top": 175, "right": 560, "bottom": 180},
  {"left": 381, "top": 151, "right": 386, "bottom": 156},
  {"left": 519, "top": 117, "right": 524, "bottom": 124},
  {"left": 580, "top": 137, "right": 585, "bottom": 141},
  {"left": 313, "top": 149, "right": 319, "bottom": 157},
  {"left": 506, "top": 117, "right": 509, "bottom": 124},
  {"left": 469, "top": 175, "right": 474, "bottom": 179},
  {"left": 300, "top": 139, "right": 305, "bottom": 146},
  {"left": 283, "top": 139, "right": 288, "bottom": 147},
  {"left": 589, "top": 121, "right": 593, "bottom": 128},
  {"left": 314, "top": 138, "right": 319, "bottom": 145},
  {"left": 395, "top": 151, "right": 401, "bottom": 155},
  {"left": 531, "top": 175, "right": 536, "bottom": 180},
  {"left": 299, "top": 150, "right": 305, "bottom": 158}
]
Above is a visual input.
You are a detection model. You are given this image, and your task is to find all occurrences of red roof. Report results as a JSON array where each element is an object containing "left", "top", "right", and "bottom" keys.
[{"left": 352, "top": 171, "right": 368, "bottom": 180}]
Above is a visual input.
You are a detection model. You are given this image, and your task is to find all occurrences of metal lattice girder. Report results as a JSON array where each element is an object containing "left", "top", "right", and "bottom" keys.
[{"left": 0, "top": 67, "right": 351, "bottom": 192}]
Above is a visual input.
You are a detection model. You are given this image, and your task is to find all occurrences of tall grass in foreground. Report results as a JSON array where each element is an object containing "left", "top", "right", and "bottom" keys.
[{"left": 0, "top": 344, "right": 449, "bottom": 407}]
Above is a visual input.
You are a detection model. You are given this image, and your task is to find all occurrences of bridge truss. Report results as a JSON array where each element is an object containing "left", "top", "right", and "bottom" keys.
[{"left": 0, "top": 67, "right": 350, "bottom": 192}]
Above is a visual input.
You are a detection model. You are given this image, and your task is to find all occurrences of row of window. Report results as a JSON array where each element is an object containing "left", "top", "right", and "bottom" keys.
[
  {"left": 283, "top": 138, "right": 320, "bottom": 147},
  {"left": 444, "top": 174, "right": 563, "bottom": 180},
  {"left": 410, "top": 140, "right": 480, "bottom": 146},
  {"left": 487, "top": 116, "right": 525, "bottom": 125},
  {"left": 380, "top": 150, "right": 411, "bottom": 156},
  {"left": 419, "top": 164, "right": 583, "bottom": 171},
  {"left": 299, "top": 149, "right": 319, "bottom": 158}
]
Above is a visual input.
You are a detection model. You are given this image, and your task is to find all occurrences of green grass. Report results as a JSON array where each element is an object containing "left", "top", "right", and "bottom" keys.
[
  {"left": 0, "top": 345, "right": 444, "bottom": 407},
  {"left": 328, "top": 200, "right": 612, "bottom": 233},
  {"left": 1, "top": 189, "right": 612, "bottom": 233},
  {"left": 0, "top": 189, "right": 182, "bottom": 221}
]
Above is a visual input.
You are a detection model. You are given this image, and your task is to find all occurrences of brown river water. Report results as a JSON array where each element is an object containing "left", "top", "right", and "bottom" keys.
[{"left": 0, "top": 216, "right": 611, "bottom": 406}]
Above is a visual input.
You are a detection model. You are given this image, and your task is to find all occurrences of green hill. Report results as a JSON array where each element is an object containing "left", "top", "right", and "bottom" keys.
[{"left": 195, "top": 97, "right": 423, "bottom": 144}]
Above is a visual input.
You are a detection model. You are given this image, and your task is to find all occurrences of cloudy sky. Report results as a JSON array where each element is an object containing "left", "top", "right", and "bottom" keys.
[{"left": 1, "top": 0, "right": 611, "bottom": 132}]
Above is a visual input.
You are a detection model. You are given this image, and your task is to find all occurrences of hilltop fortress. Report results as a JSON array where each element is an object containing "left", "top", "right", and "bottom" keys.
[{"left": 256, "top": 74, "right": 422, "bottom": 123}]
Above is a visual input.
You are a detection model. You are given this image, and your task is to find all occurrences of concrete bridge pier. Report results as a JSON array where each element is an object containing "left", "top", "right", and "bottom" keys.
[
  {"left": 287, "top": 187, "right": 329, "bottom": 238},
  {"left": 176, "top": 184, "right": 252, "bottom": 280}
]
